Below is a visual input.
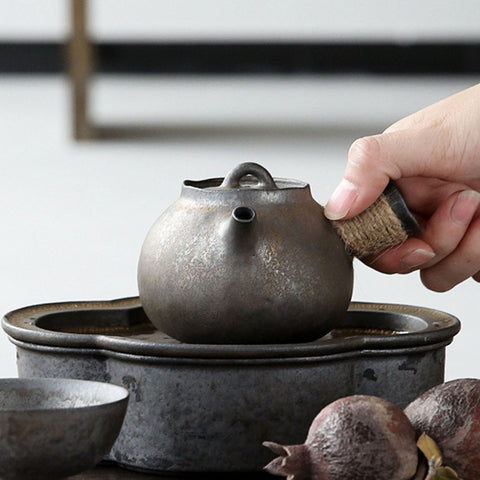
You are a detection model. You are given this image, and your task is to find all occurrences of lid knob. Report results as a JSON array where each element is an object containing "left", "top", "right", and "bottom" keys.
[{"left": 220, "top": 162, "right": 277, "bottom": 189}]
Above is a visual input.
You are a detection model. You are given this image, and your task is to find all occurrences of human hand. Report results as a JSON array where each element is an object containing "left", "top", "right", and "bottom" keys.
[{"left": 324, "top": 82, "right": 480, "bottom": 292}]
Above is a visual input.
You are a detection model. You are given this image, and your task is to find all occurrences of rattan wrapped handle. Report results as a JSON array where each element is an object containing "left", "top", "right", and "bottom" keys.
[{"left": 331, "top": 182, "right": 420, "bottom": 258}]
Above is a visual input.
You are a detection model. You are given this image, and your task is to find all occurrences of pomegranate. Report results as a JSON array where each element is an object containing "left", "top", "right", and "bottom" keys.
[
  {"left": 263, "top": 394, "right": 418, "bottom": 480},
  {"left": 404, "top": 378, "right": 480, "bottom": 480}
]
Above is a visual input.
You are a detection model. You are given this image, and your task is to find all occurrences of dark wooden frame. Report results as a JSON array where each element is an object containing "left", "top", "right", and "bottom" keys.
[
  {"left": 70, "top": 0, "right": 92, "bottom": 139},
  {"left": 66, "top": 0, "right": 480, "bottom": 140}
]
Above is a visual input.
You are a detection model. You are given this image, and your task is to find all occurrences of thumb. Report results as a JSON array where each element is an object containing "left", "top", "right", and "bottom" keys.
[{"left": 325, "top": 127, "right": 450, "bottom": 220}]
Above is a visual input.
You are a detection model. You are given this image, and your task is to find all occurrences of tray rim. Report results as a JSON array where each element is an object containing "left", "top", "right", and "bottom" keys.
[{"left": 2, "top": 297, "right": 461, "bottom": 360}]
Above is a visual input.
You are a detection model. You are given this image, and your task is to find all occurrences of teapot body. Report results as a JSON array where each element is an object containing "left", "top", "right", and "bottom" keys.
[{"left": 138, "top": 164, "right": 353, "bottom": 344}]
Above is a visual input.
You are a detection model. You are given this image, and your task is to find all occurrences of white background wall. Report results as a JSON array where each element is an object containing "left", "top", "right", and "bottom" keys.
[{"left": 1, "top": 0, "right": 480, "bottom": 41}]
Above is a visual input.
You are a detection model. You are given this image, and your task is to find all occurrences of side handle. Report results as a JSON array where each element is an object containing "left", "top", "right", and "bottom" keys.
[{"left": 331, "top": 182, "right": 420, "bottom": 258}]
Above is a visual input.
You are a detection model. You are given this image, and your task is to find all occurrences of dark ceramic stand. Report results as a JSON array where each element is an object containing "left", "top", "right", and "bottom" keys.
[{"left": 3, "top": 298, "right": 460, "bottom": 474}]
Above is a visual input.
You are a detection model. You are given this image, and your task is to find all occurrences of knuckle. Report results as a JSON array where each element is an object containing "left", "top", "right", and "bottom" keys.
[
  {"left": 347, "top": 134, "right": 402, "bottom": 180},
  {"left": 348, "top": 136, "right": 382, "bottom": 171}
]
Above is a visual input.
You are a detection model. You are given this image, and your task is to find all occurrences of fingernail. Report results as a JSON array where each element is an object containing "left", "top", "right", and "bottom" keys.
[
  {"left": 325, "top": 179, "right": 358, "bottom": 220},
  {"left": 399, "top": 248, "right": 436, "bottom": 270},
  {"left": 450, "top": 190, "right": 480, "bottom": 226}
]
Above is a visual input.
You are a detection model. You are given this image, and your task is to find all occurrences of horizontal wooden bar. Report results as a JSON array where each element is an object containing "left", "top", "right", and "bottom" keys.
[{"left": 1, "top": 41, "right": 479, "bottom": 75}]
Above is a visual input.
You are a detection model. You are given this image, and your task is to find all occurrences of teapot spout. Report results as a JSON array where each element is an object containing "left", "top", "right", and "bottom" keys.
[
  {"left": 221, "top": 206, "right": 257, "bottom": 253},
  {"left": 232, "top": 206, "right": 256, "bottom": 224}
]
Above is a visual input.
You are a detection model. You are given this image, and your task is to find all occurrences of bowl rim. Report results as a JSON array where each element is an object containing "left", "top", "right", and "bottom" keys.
[{"left": 0, "top": 377, "right": 129, "bottom": 413}]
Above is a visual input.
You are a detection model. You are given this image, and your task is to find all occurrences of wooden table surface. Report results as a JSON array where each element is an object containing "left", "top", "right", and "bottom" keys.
[{"left": 71, "top": 464, "right": 270, "bottom": 479}]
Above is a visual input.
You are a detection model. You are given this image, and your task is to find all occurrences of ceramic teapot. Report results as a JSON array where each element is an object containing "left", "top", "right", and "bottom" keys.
[{"left": 138, "top": 162, "right": 417, "bottom": 344}]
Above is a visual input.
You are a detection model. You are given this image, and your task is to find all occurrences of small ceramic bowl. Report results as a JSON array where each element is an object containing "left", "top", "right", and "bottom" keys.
[{"left": 0, "top": 377, "right": 129, "bottom": 479}]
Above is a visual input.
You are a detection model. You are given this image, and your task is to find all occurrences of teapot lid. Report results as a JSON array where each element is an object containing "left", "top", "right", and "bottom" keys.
[{"left": 184, "top": 162, "right": 308, "bottom": 191}]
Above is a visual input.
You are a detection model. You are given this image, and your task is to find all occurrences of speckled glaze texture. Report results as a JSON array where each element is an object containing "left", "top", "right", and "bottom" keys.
[
  {"left": 0, "top": 378, "right": 128, "bottom": 480},
  {"left": 138, "top": 162, "right": 353, "bottom": 344}
]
